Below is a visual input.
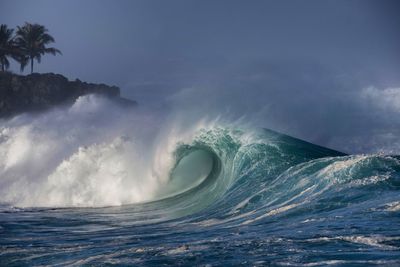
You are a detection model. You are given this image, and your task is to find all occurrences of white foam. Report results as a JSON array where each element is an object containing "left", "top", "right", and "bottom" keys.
[
  {"left": 307, "top": 235, "right": 399, "bottom": 250},
  {"left": 0, "top": 95, "right": 218, "bottom": 207},
  {"left": 383, "top": 201, "right": 400, "bottom": 212}
]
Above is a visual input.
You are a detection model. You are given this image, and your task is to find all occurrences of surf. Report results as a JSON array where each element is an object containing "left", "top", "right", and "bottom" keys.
[
  {"left": 0, "top": 95, "right": 398, "bottom": 224},
  {"left": 1, "top": 95, "right": 400, "bottom": 266}
]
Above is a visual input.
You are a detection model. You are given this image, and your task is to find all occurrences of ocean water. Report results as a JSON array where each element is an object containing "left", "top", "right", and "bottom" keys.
[{"left": 0, "top": 96, "right": 400, "bottom": 266}]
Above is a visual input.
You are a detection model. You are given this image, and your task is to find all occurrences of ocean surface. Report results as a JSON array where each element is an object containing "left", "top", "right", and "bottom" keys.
[{"left": 1, "top": 123, "right": 400, "bottom": 266}]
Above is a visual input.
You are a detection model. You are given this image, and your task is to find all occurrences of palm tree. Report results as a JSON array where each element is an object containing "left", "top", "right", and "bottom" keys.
[
  {"left": 0, "top": 24, "right": 15, "bottom": 72},
  {"left": 14, "top": 22, "right": 61, "bottom": 74}
]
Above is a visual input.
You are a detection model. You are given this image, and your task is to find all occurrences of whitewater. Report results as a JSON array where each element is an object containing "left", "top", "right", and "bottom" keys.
[{"left": 0, "top": 94, "right": 399, "bottom": 266}]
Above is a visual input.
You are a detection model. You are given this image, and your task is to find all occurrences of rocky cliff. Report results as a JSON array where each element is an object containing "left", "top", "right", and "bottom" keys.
[{"left": 0, "top": 72, "right": 136, "bottom": 118}]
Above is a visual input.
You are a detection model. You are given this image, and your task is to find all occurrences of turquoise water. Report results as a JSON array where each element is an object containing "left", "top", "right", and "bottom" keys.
[{"left": 1, "top": 128, "right": 400, "bottom": 266}]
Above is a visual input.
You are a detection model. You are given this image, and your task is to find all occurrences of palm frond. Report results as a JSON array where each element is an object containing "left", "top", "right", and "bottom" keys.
[
  {"left": 0, "top": 24, "right": 15, "bottom": 71},
  {"left": 13, "top": 22, "right": 62, "bottom": 72},
  {"left": 43, "top": 47, "right": 62, "bottom": 55}
]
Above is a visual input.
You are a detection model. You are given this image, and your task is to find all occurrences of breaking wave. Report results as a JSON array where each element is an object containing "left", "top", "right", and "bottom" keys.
[
  {"left": 0, "top": 95, "right": 398, "bottom": 221},
  {"left": 1, "top": 95, "right": 400, "bottom": 265}
]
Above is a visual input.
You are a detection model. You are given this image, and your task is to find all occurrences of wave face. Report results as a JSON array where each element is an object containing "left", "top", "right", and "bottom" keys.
[{"left": 1, "top": 95, "right": 400, "bottom": 265}]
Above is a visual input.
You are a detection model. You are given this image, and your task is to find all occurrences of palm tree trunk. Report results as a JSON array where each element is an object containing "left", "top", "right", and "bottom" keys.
[{"left": 30, "top": 58, "right": 34, "bottom": 74}]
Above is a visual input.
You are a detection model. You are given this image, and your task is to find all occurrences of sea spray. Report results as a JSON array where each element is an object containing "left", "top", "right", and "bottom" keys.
[{"left": 0, "top": 95, "right": 400, "bottom": 266}]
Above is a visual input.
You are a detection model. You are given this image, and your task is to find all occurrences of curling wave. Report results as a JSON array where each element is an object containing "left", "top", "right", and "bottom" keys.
[
  {"left": 0, "top": 95, "right": 399, "bottom": 222},
  {"left": 1, "top": 95, "right": 400, "bottom": 266}
]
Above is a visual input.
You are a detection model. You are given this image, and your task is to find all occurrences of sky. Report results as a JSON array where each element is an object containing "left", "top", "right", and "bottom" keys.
[{"left": 1, "top": 0, "right": 400, "bottom": 153}]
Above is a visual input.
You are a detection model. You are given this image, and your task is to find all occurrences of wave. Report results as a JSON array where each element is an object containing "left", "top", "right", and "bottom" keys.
[
  {"left": 1, "top": 95, "right": 400, "bottom": 266},
  {"left": 0, "top": 95, "right": 399, "bottom": 229}
]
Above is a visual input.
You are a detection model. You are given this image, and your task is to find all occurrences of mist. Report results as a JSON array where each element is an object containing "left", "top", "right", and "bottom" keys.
[{"left": 1, "top": 0, "right": 400, "bottom": 153}]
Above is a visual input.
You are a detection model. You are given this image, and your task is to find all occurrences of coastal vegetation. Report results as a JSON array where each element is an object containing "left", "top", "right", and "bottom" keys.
[
  {"left": 0, "top": 22, "right": 61, "bottom": 73},
  {"left": 0, "top": 24, "right": 14, "bottom": 72}
]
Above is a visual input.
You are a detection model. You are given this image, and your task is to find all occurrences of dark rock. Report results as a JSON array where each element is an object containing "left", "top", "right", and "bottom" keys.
[{"left": 0, "top": 72, "right": 136, "bottom": 118}]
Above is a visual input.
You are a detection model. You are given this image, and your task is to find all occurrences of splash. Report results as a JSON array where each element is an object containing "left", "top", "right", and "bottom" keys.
[{"left": 1, "top": 95, "right": 400, "bottom": 266}]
